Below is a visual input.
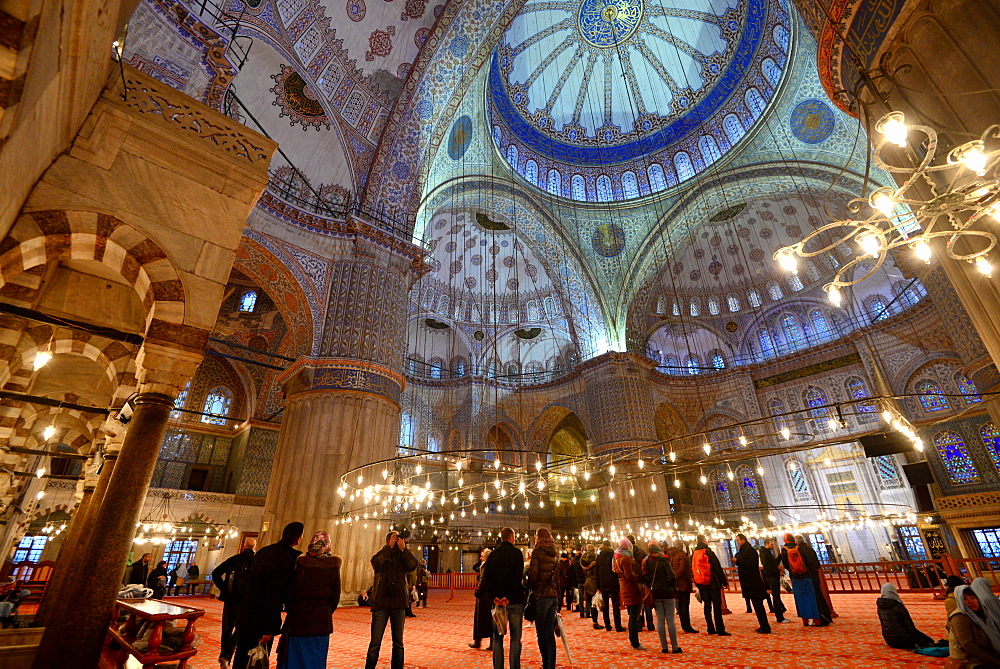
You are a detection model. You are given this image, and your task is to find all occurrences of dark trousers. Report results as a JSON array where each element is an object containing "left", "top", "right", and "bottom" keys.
[
  {"left": 220, "top": 599, "right": 240, "bottom": 663},
  {"left": 416, "top": 583, "right": 428, "bottom": 607},
  {"left": 699, "top": 585, "right": 725, "bottom": 633},
  {"left": 626, "top": 604, "right": 643, "bottom": 647},
  {"left": 766, "top": 576, "right": 786, "bottom": 619},
  {"left": 365, "top": 607, "right": 406, "bottom": 669},
  {"left": 232, "top": 628, "right": 270, "bottom": 669},
  {"left": 600, "top": 590, "right": 622, "bottom": 631},
  {"left": 812, "top": 577, "right": 832, "bottom": 622},
  {"left": 749, "top": 596, "right": 771, "bottom": 632},
  {"left": 582, "top": 590, "right": 593, "bottom": 619},
  {"left": 642, "top": 604, "right": 654, "bottom": 630},
  {"left": 561, "top": 587, "right": 575, "bottom": 611},
  {"left": 676, "top": 591, "right": 694, "bottom": 631}
]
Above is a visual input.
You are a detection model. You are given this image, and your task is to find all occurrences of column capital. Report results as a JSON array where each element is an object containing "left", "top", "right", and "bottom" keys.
[
  {"left": 278, "top": 357, "right": 405, "bottom": 405},
  {"left": 135, "top": 341, "right": 205, "bottom": 397}
]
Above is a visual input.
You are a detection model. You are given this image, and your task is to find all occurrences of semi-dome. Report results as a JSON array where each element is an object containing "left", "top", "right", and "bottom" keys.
[{"left": 489, "top": 0, "right": 791, "bottom": 202}]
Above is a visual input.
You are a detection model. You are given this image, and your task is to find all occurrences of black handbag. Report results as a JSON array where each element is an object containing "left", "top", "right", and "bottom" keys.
[{"left": 523, "top": 567, "right": 555, "bottom": 623}]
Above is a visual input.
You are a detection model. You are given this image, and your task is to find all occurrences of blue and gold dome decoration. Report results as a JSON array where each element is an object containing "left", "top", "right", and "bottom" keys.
[{"left": 489, "top": 0, "right": 791, "bottom": 202}]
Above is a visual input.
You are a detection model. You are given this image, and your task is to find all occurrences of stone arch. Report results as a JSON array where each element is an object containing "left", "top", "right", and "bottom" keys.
[{"left": 526, "top": 405, "right": 573, "bottom": 452}]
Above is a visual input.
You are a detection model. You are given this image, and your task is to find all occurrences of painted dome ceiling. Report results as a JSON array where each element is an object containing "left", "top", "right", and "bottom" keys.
[{"left": 489, "top": 0, "right": 791, "bottom": 202}]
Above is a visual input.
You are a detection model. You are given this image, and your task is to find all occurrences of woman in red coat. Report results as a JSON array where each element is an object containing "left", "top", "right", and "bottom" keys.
[{"left": 612, "top": 538, "right": 647, "bottom": 651}]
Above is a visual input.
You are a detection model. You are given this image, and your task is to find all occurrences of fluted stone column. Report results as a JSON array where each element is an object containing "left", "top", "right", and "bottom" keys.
[{"left": 261, "top": 226, "right": 426, "bottom": 601}]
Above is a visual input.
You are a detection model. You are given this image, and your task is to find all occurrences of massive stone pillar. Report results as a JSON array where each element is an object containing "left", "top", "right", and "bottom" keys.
[{"left": 261, "top": 227, "right": 426, "bottom": 599}]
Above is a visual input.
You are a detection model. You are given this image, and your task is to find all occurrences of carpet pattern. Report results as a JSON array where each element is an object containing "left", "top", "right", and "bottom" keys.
[{"left": 172, "top": 590, "right": 949, "bottom": 668}]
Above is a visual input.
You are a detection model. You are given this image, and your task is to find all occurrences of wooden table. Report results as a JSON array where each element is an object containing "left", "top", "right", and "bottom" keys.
[{"left": 105, "top": 598, "right": 204, "bottom": 668}]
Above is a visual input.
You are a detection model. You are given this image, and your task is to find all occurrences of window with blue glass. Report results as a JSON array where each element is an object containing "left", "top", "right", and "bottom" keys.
[
  {"left": 708, "top": 296, "right": 720, "bottom": 315},
  {"left": 768, "top": 282, "right": 783, "bottom": 301},
  {"left": 811, "top": 310, "right": 831, "bottom": 340},
  {"left": 805, "top": 534, "right": 831, "bottom": 564},
  {"left": 736, "top": 465, "right": 762, "bottom": 507},
  {"left": 846, "top": 377, "right": 878, "bottom": 423},
  {"left": 664, "top": 355, "right": 678, "bottom": 374},
  {"left": 866, "top": 296, "right": 889, "bottom": 321},
  {"left": 710, "top": 470, "right": 733, "bottom": 510},
  {"left": 201, "top": 387, "right": 232, "bottom": 425},
  {"left": 897, "top": 526, "right": 927, "bottom": 559},
  {"left": 687, "top": 355, "right": 700, "bottom": 375},
  {"left": 571, "top": 175, "right": 586, "bottom": 199},
  {"left": 788, "top": 274, "right": 803, "bottom": 292},
  {"left": 934, "top": 429, "right": 981, "bottom": 484},
  {"left": 622, "top": 171, "right": 639, "bottom": 198},
  {"left": 675, "top": 152, "right": 695, "bottom": 181},
  {"left": 786, "top": 459, "right": 812, "bottom": 501},
  {"left": 700, "top": 135, "right": 722, "bottom": 165},
  {"left": 980, "top": 422, "right": 1000, "bottom": 471},
  {"left": 690, "top": 298, "right": 700, "bottom": 316},
  {"left": 727, "top": 295, "right": 740, "bottom": 312},
  {"left": 971, "top": 528, "right": 1000, "bottom": 559},
  {"left": 758, "top": 329, "right": 775, "bottom": 359},
  {"left": 748, "top": 289, "right": 761, "bottom": 308},
  {"left": 805, "top": 386, "right": 831, "bottom": 431},
  {"left": 770, "top": 398, "right": 786, "bottom": 431},
  {"left": 873, "top": 455, "right": 904, "bottom": 489},
  {"left": 917, "top": 379, "right": 949, "bottom": 412},
  {"left": 648, "top": 164, "right": 666, "bottom": 191},
  {"left": 238, "top": 290, "right": 257, "bottom": 313},
  {"left": 780, "top": 313, "right": 801, "bottom": 350},
  {"left": 171, "top": 380, "right": 190, "bottom": 419},
  {"left": 712, "top": 352, "right": 725, "bottom": 370},
  {"left": 13, "top": 536, "right": 48, "bottom": 563},
  {"left": 956, "top": 373, "right": 982, "bottom": 404},
  {"left": 723, "top": 114, "right": 744, "bottom": 145}
]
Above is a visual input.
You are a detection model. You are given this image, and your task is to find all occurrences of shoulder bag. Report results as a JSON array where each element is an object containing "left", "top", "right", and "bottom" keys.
[{"left": 523, "top": 566, "right": 555, "bottom": 623}]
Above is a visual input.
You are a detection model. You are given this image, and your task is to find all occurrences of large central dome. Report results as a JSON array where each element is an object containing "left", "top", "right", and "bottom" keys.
[{"left": 489, "top": 0, "right": 790, "bottom": 202}]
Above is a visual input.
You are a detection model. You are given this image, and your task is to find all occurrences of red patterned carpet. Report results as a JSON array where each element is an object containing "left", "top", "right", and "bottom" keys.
[{"left": 172, "top": 590, "right": 948, "bottom": 668}]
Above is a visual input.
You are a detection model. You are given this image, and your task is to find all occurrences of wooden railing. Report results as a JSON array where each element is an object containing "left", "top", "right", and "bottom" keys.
[{"left": 722, "top": 558, "right": 953, "bottom": 595}]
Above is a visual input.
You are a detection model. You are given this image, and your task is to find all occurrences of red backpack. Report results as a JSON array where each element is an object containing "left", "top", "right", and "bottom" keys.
[
  {"left": 786, "top": 546, "right": 809, "bottom": 575},
  {"left": 692, "top": 548, "right": 712, "bottom": 586}
]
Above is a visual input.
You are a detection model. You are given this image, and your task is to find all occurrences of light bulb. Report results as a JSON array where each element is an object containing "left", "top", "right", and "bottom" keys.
[
  {"left": 33, "top": 351, "right": 52, "bottom": 371},
  {"left": 857, "top": 231, "right": 882, "bottom": 258},
  {"left": 572, "top": 495, "right": 578, "bottom": 504},
  {"left": 869, "top": 188, "right": 896, "bottom": 216},
  {"left": 415, "top": 464, "right": 422, "bottom": 475},
  {"left": 609, "top": 490, "right": 616, "bottom": 499},
  {"left": 757, "top": 465, "right": 765, "bottom": 475},
  {"left": 727, "top": 470, "right": 734, "bottom": 481},
  {"left": 975, "top": 256, "right": 993, "bottom": 277},
  {"left": 876, "top": 111, "right": 908, "bottom": 147},
  {"left": 961, "top": 145, "right": 988, "bottom": 175},
  {"left": 738, "top": 435, "right": 748, "bottom": 447},
  {"left": 700, "top": 474, "right": 707, "bottom": 484},
  {"left": 629, "top": 487, "right": 635, "bottom": 497},
  {"left": 36, "top": 491, "right": 45, "bottom": 500},
  {"left": 703, "top": 443, "right": 711, "bottom": 455},
  {"left": 537, "top": 479, "right": 545, "bottom": 490},
  {"left": 357, "top": 474, "right": 363, "bottom": 485},
  {"left": 674, "top": 478, "right": 681, "bottom": 488},
  {"left": 651, "top": 483, "right": 657, "bottom": 492},
  {"left": 776, "top": 249, "right": 798, "bottom": 274},
  {"left": 584, "top": 471, "right": 590, "bottom": 481},
  {"left": 669, "top": 451, "right": 676, "bottom": 462},
  {"left": 570, "top": 464, "right": 577, "bottom": 474},
  {"left": 42, "top": 426, "right": 56, "bottom": 440},
  {"left": 381, "top": 469, "right": 388, "bottom": 479},
  {"left": 824, "top": 457, "right": 832, "bottom": 465},
  {"left": 609, "top": 464, "right": 616, "bottom": 476},
  {"left": 36, "top": 467, "right": 45, "bottom": 478},
  {"left": 637, "top": 459, "right": 644, "bottom": 469},
  {"left": 827, "top": 285, "right": 842, "bottom": 307},
  {"left": 827, "top": 417, "right": 841, "bottom": 431},
  {"left": 780, "top": 427, "right": 791, "bottom": 440},
  {"left": 913, "top": 240, "right": 932, "bottom": 263}
]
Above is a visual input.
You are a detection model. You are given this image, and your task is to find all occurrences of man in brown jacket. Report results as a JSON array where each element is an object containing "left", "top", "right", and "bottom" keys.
[{"left": 667, "top": 540, "right": 699, "bottom": 633}]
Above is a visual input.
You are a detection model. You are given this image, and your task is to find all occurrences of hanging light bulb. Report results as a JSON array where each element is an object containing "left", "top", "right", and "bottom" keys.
[
  {"left": 357, "top": 474, "right": 363, "bottom": 485},
  {"left": 912, "top": 240, "right": 932, "bottom": 263},
  {"left": 42, "top": 426, "right": 56, "bottom": 440},
  {"left": 609, "top": 490, "right": 616, "bottom": 499},
  {"left": 458, "top": 477, "right": 464, "bottom": 487},
  {"left": 957, "top": 142, "right": 988, "bottom": 175},
  {"left": 494, "top": 459, "right": 501, "bottom": 470},
  {"left": 629, "top": 487, "right": 635, "bottom": 497},
  {"left": 869, "top": 187, "right": 896, "bottom": 216},
  {"left": 35, "top": 490, "right": 45, "bottom": 500},
  {"left": 727, "top": 470, "right": 734, "bottom": 481},
  {"left": 669, "top": 451, "right": 676, "bottom": 462},
  {"left": 703, "top": 443, "right": 711, "bottom": 455},
  {"left": 570, "top": 463, "right": 577, "bottom": 474},
  {"left": 975, "top": 255, "right": 993, "bottom": 277},
  {"left": 33, "top": 351, "right": 52, "bottom": 371},
  {"left": 775, "top": 248, "right": 798, "bottom": 274},
  {"left": 780, "top": 427, "right": 791, "bottom": 440},
  {"left": 756, "top": 464, "right": 765, "bottom": 476},
  {"left": 875, "top": 111, "right": 908, "bottom": 147},
  {"left": 827, "top": 285, "right": 842, "bottom": 307},
  {"left": 700, "top": 473, "right": 707, "bottom": 484},
  {"left": 535, "top": 460, "right": 542, "bottom": 471},
  {"left": 651, "top": 482, "right": 657, "bottom": 492},
  {"left": 609, "top": 464, "right": 616, "bottom": 476},
  {"left": 827, "top": 417, "right": 841, "bottom": 431},
  {"left": 738, "top": 434, "right": 748, "bottom": 447},
  {"left": 35, "top": 467, "right": 45, "bottom": 478},
  {"left": 674, "top": 478, "right": 681, "bottom": 488},
  {"left": 637, "top": 459, "right": 644, "bottom": 469},
  {"left": 857, "top": 231, "right": 882, "bottom": 258},
  {"left": 583, "top": 471, "right": 591, "bottom": 481}
]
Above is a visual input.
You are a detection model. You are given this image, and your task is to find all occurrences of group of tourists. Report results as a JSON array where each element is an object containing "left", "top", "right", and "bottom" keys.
[{"left": 124, "top": 552, "right": 200, "bottom": 600}]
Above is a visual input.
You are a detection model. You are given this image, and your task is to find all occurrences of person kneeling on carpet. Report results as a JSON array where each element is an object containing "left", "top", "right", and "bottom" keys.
[{"left": 876, "top": 583, "right": 936, "bottom": 650}]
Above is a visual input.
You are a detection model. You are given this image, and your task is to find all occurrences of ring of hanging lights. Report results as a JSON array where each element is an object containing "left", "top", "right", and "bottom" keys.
[{"left": 774, "top": 113, "right": 1000, "bottom": 306}]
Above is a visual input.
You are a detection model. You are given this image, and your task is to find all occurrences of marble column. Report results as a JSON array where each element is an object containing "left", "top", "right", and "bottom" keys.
[{"left": 260, "top": 228, "right": 426, "bottom": 601}]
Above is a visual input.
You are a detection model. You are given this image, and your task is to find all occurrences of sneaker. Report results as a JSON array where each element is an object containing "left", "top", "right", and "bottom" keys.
[
  {"left": 632, "top": 645, "right": 649, "bottom": 651},
  {"left": 716, "top": 631, "right": 732, "bottom": 636},
  {"left": 672, "top": 648, "right": 683, "bottom": 654}
]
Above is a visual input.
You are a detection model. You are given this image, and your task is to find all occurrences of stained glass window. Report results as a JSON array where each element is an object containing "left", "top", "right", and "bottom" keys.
[
  {"left": 201, "top": 387, "right": 232, "bottom": 425},
  {"left": 672, "top": 299, "right": 680, "bottom": 316},
  {"left": 427, "top": 433, "right": 441, "bottom": 453},
  {"left": 622, "top": 171, "right": 639, "bottom": 198},
  {"left": 572, "top": 175, "right": 586, "bottom": 199},
  {"left": 712, "top": 353, "right": 725, "bottom": 370},
  {"left": 690, "top": 297, "right": 700, "bottom": 316},
  {"left": 648, "top": 164, "right": 666, "bottom": 191},
  {"left": 675, "top": 152, "right": 695, "bottom": 181},
  {"left": 13, "top": 536, "right": 48, "bottom": 563},
  {"left": 238, "top": 290, "right": 257, "bottom": 312},
  {"left": 164, "top": 539, "right": 198, "bottom": 572},
  {"left": 710, "top": 470, "right": 733, "bottom": 510},
  {"left": 956, "top": 373, "right": 982, "bottom": 404},
  {"left": 788, "top": 274, "right": 803, "bottom": 291},
  {"left": 867, "top": 296, "right": 889, "bottom": 321},
  {"left": 768, "top": 282, "right": 783, "bottom": 301},
  {"left": 770, "top": 398, "right": 786, "bottom": 431},
  {"left": 547, "top": 169, "right": 561, "bottom": 195},
  {"left": 687, "top": 355, "right": 700, "bottom": 375},
  {"left": 897, "top": 525, "right": 927, "bottom": 559},
  {"left": 748, "top": 289, "right": 761, "bottom": 308},
  {"left": 171, "top": 380, "right": 190, "bottom": 419},
  {"left": 399, "top": 411, "right": 415, "bottom": 447},
  {"left": 804, "top": 262, "right": 820, "bottom": 281},
  {"left": 664, "top": 355, "right": 678, "bottom": 374},
  {"left": 917, "top": 379, "right": 949, "bottom": 412},
  {"left": 972, "top": 528, "right": 1000, "bottom": 559},
  {"left": 700, "top": 135, "right": 722, "bottom": 165},
  {"left": 758, "top": 329, "right": 775, "bottom": 358},
  {"left": 723, "top": 114, "right": 745, "bottom": 145},
  {"left": 745, "top": 88, "right": 766, "bottom": 116},
  {"left": 811, "top": 310, "right": 831, "bottom": 340},
  {"left": 934, "top": 430, "right": 980, "bottom": 484},
  {"left": 453, "top": 358, "right": 466, "bottom": 377},
  {"left": 762, "top": 58, "right": 781, "bottom": 87},
  {"left": 980, "top": 422, "right": 1000, "bottom": 470},
  {"left": 736, "top": 465, "right": 762, "bottom": 506},
  {"left": 708, "top": 296, "right": 720, "bottom": 315},
  {"left": 506, "top": 145, "right": 518, "bottom": 167},
  {"left": 780, "top": 313, "right": 801, "bottom": 349},
  {"left": 805, "top": 386, "right": 830, "bottom": 432},
  {"left": 774, "top": 24, "right": 790, "bottom": 52},
  {"left": 429, "top": 360, "right": 442, "bottom": 379},
  {"left": 596, "top": 175, "right": 613, "bottom": 202},
  {"left": 728, "top": 295, "right": 740, "bottom": 312},
  {"left": 786, "top": 459, "right": 812, "bottom": 500},
  {"left": 846, "top": 377, "right": 878, "bottom": 423},
  {"left": 525, "top": 160, "right": 538, "bottom": 185},
  {"left": 873, "top": 455, "right": 904, "bottom": 489}
]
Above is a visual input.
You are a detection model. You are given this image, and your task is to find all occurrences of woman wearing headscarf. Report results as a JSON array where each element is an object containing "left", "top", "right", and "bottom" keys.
[
  {"left": 779, "top": 533, "right": 821, "bottom": 625},
  {"left": 948, "top": 584, "right": 1000, "bottom": 667},
  {"left": 469, "top": 547, "right": 493, "bottom": 650},
  {"left": 277, "top": 531, "right": 342, "bottom": 668},
  {"left": 971, "top": 577, "right": 1000, "bottom": 639},
  {"left": 527, "top": 527, "right": 560, "bottom": 669},
  {"left": 876, "top": 583, "right": 935, "bottom": 649},
  {"left": 946, "top": 576, "right": 968, "bottom": 616},
  {"left": 643, "top": 541, "right": 681, "bottom": 654},
  {"left": 612, "top": 538, "right": 646, "bottom": 651}
]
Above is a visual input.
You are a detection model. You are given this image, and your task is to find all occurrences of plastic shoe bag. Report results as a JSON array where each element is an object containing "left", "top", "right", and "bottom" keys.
[
  {"left": 492, "top": 605, "right": 508, "bottom": 636},
  {"left": 247, "top": 643, "right": 269, "bottom": 669}
]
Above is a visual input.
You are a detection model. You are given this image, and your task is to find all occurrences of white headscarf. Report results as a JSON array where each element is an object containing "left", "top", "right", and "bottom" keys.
[
  {"left": 955, "top": 584, "right": 1000, "bottom": 651},
  {"left": 880, "top": 582, "right": 903, "bottom": 604},
  {"left": 969, "top": 578, "right": 1000, "bottom": 647}
]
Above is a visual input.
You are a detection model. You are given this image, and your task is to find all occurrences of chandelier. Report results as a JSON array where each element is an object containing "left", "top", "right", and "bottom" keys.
[{"left": 774, "top": 111, "right": 1000, "bottom": 305}]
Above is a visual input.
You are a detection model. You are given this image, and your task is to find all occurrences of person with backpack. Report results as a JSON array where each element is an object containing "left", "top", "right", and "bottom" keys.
[
  {"left": 642, "top": 541, "right": 681, "bottom": 654},
  {"left": 692, "top": 534, "right": 729, "bottom": 636},
  {"left": 734, "top": 534, "right": 771, "bottom": 634},
  {"left": 213, "top": 537, "right": 257, "bottom": 669},
  {"left": 779, "top": 533, "right": 823, "bottom": 626}
]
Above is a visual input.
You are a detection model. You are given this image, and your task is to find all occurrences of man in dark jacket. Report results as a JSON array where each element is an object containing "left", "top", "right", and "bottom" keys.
[
  {"left": 232, "top": 522, "right": 303, "bottom": 669},
  {"left": 734, "top": 534, "right": 771, "bottom": 633},
  {"left": 365, "top": 530, "right": 418, "bottom": 669},
  {"left": 596, "top": 540, "right": 625, "bottom": 632},
  {"left": 572, "top": 550, "right": 587, "bottom": 617},
  {"left": 481, "top": 527, "right": 527, "bottom": 669},
  {"left": 125, "top": 553, "right": 151, "bottom": 586},
  {"left": 213, "top": 537, "right": 257, "bottom": 667},
  {"left": 628, "top": 535, "right": 654, "bottom": 631},
  {"left": 693, "top": 535, "right": 730, "bottom": 636},
  {"left": 759, "top": 538, "right": 788, "bottom": 623}
]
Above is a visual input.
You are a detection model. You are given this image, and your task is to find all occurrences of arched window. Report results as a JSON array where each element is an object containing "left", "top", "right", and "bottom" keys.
[
  {"left": 710, "top": 470, "right": 733, "bottom": 510},
  {"left": 711, "top": 352, "right": 726, "bottom": 370},
  {"left": 674, "top": 152, "right": 695, "bottom": 181},
  {"left": 980, "top": 422, "right": 1000, "bottom": 471},
  {"left": 201, "top": 387, "right": 232, "bottom": 425},
  {"left": 572, "top": 174, "right": 586, "bottom": 199},
  {"left": 811, "top": 310, "right": 831, "bottom": 340},
  {"left": 804, "top": 262, "right": 821, "bottom": 281},
  {"left": 664, "top": 355, "right": 678, "bottom": 374},
  {"left": 672, "top": 299, "right": 681, "bottom": 316},
  {"left": 487, "top": 360, "right": 499, "bottom": 378},
  {"left": 748, "top": 289, "right": 761, "bottom": 308},
  {"left": 171, "top": 380, "right": 190, "bottom": 419},
  {"left": 846, "top": 377, "right": 877, "bottom": 423},
  {"left": 788, "top": 274, "right": 803, "bottom": 291},
  {"left": 438, "top": 294, "right": 449, "bottom": 317},
  {"left": 956, "top": 373, "right": 982, "bottom": 404},
  {"left": 723, "top": 114, "right": 745, "bottom": 145},
  {"left": 916, "top": 379, "right": 949, "bottom": 412},
  {"left": 686, "top": 355, "right": 700, "bottom": 375},
  {"left": 773, "top": 24, "right": 790, "bottom": 52},
  {"left": 780, "top": 313, "right": 801, "bottom": 350},
  {"left": 526, "top": 361, "right": 544, "bottom": 381},
  {"left": 407, "top": 358, "right": 418, "bottom": 375},
  {"left": 507, "top": 363, "right": 520, "bottom": 379},
  {"left": 745, "top": 87, "right": 766, "bottom": 116},
  {"left": 804, "top": 386, "right": 831, "bottom": 432},
  {"left": 727, "top": 295, "right": 740, "bottom": 312},
  {"left": 527, "top": 300, "right": 540, "bottom": 320},
  {"left": 708, "top": 296, "right": 720, "bottom": 315},
  {"left": 736, "top": 465, "right": 762, "bottom": 507},
  {"left": 873, "top": 455, "right": 904, "bottom": 490},
  {"left": 761, "top": 58, "right": 781, "bottom": 87},
  {"left": 758, "top": 329, "right": 775, "bottom": 358},
  {"left": 622, "top": 171, "right": 639, "bottom": 198},
  {"left": 493, "top": 125, "right": 502, "bottom": 145},
  {"left": 655, "top": 296, "right": 666, "bottom": 315},
  {"left": 699, "top": 135, "right": 722, "bottom": 165},
  {"left": 544, "top": 296, "right": 557, "bottom": 317},
  {"left": 429, "top": 359, "right": 442, "bottom": 379},
  {"left": 399, "top": 411, "right": 416, "bottom": 447},
  {"left": 934, "top": 430, "right": 981, "bottom": 484},
  {"left": 866, "top": 296, "right": 889, "bottom": 321},
  {"left": 427, "top": 432, "right": 441, "bottom": 453},
  {"left": 238, "top": 290, "right": 257, "bottom": 312},
  {"left": 454, "top": 299, "right": 464, "bottom": 320},
  {"left": 648, "top": 164, "right": 667, "bottom": 191},
  {"left": 506, "top": 145, "right": 518, "bottom": 167},
  {"left": 769, "top": 398, "right": 786, "bottom": 431},
  {"left": 786, "top": 459, "right": 813, "bottom": 501},
  {"left": 453, "top": 358, "right": 466, "bottom": 377},
  {"left": 596, "top": 175, "right": 613, "bottom": 202},
  {"left": 525, "top": 160, "right": 538, "bottom": 185},
  {"left": 690, "top": 297, "right": 700, "bottom": 316},
  {"left": 767, "top": 282, "right": 783, "bottom": 301},
  {"left": 547, "top": 169, "right": 561, "bottom": 195}
]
